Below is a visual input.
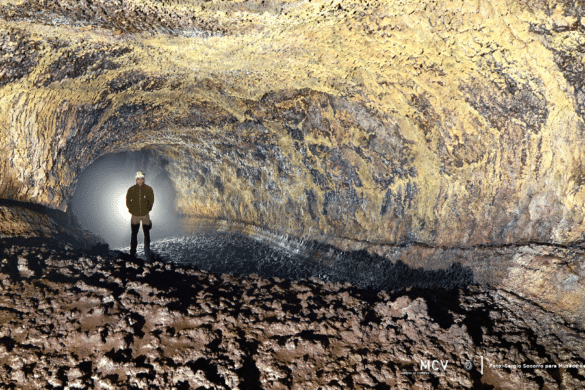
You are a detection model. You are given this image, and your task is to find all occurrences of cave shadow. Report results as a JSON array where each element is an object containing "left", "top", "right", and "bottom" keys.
[
  {"left": 312, "top": 246, "right": 475, "bottom": 292},
  {"left": 105, "top": 229, "right": 478, "bottom": 334},
  {"left": 106, "top": 248, "right": 477, "bottom": 339},
  {"left": 141, "top": 230, "right": 476, "bottom": 294},
  {"left": 0, "top": 198, "right": 109, "bottom": 253},
  {"left": 0, "top": 198, "right": 71, "bottom": 227},
  {"left": 125, "top": 237, "right": 481, "bottom": 354},
  {"left": 2, "top": 204, "right": 476, "bottom": 340}
]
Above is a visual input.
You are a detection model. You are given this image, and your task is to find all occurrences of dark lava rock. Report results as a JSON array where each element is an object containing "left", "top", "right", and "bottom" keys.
[{"left": 0, "top": 239, "right": 583, "bottom": 389}]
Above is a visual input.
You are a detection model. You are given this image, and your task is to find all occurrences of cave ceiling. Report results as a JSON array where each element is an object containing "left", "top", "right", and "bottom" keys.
[{"left": 1, "top": 0, "right": 585, "bottom": 246}]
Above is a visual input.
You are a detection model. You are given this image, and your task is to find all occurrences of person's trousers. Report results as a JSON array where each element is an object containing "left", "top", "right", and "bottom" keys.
[{"left": 130, "top": 214, "right": 151, "bottom": 256}]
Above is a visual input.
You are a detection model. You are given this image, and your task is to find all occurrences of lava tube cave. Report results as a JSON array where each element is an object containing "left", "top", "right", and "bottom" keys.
[{"left": 1, "top": 0, "right": 585, "bottom": 388}]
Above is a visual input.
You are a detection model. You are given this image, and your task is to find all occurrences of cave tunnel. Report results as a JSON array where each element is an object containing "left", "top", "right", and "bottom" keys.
[{"left": 1, "top": 0, "right": 585, "bottom": 387}]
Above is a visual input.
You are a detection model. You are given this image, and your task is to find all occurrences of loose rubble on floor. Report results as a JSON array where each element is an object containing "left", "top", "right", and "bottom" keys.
[{"left": 0, "top": 239, "right": 584, "bottom": 389}]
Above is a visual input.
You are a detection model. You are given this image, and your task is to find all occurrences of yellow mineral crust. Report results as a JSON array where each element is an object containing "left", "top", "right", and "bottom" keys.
[{"left": 0, "top": 0, "right": 584, "bottom": 247}]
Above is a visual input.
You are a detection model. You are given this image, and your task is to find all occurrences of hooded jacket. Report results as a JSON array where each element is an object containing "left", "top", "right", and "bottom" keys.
[{"left": 126, "top": 183, "right": 154, "bottom": 216}]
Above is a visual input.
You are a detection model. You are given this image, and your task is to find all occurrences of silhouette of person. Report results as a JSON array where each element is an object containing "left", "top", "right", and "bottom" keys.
[{"left": 126, "top": 171, "right": 154, "bottom": 259}]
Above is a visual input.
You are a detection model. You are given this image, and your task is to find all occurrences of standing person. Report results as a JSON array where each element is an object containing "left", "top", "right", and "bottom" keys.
[{"left": 126, "top": 171, "right": 154, "bottom": 259}]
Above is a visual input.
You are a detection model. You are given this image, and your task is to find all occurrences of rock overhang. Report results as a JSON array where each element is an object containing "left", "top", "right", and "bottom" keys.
[{"left": 0, "top": 0, "right": 584, "bottom": 248}]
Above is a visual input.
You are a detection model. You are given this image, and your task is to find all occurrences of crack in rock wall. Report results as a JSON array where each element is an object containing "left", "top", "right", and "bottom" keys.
[{"left": 1, "top": 0, "right": 585, "bottom": 248}]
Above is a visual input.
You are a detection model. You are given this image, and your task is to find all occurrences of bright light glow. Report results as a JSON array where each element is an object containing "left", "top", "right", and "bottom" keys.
[
  {"left": 111, "top": 187, "right": 131, "bottom": 224},
  {"left": 71, "top": 150, "right": 181, "bottom": 249}
]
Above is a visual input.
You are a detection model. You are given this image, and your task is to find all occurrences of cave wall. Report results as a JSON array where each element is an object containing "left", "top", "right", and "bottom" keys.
[{"left": 1, "top": 0, "right": 585, "bottom": 247}]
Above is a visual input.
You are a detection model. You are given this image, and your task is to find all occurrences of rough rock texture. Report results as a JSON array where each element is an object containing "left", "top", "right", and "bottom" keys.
[
  {"left": 1, "top": 0, "right": 585, "bottom": 247},
  {"left": 1, "top": 1, "right": 585, "bottom": 386},
  {"left": 1, "top": 240, "right": 584, "bottom": 389}
]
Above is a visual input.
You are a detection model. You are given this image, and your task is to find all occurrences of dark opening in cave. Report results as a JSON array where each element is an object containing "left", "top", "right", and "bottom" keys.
[{"left": 70, "top": 148, "right": 182, "bottom": 249}]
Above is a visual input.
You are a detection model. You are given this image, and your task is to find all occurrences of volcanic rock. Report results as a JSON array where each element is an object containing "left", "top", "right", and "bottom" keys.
[{"left": 0, "top": 240, "right": 583, "bottom": 389}]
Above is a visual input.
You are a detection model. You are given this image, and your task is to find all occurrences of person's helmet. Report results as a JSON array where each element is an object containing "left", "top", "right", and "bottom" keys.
[{"left": 135, "top": 171, "right": 145, "bottom": 180}]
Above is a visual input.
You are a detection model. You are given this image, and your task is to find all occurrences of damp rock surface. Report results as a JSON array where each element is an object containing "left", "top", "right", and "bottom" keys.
[{"left": 0, "top": 240, "right": 584, "bottom": 389}]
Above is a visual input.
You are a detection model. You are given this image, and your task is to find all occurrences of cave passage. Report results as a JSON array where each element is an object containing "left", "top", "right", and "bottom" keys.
[
  {"left": 68, "top": 147, "right": 478, "bottom": 292},
  {"left": 70, "top": 149, "right": 182, "bottom": 249}
]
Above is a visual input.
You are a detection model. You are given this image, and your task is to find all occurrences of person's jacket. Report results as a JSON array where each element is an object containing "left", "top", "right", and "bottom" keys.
[{"left": 126, "top": 184, "right": 154, "bottom": 216}]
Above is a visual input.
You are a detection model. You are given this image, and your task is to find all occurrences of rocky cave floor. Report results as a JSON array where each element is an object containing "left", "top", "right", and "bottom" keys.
[{"left": 1, "top": 238, "right": 584, "bottom": 390}]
